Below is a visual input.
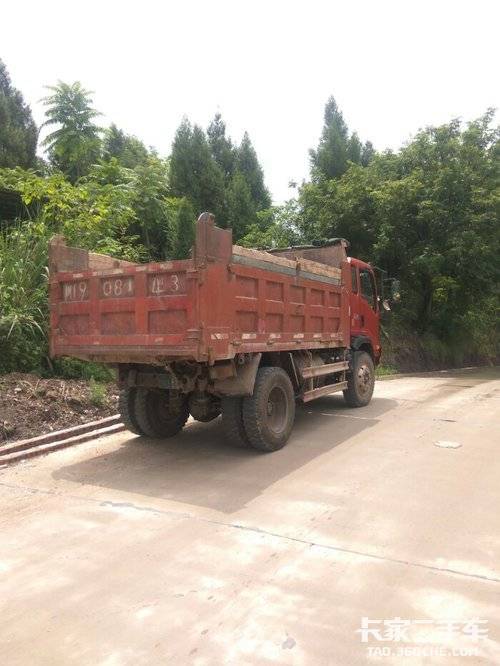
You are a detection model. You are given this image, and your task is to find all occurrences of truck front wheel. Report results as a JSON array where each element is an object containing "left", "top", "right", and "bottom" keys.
[
  {"left": 243, "top": 367, "right": 295, "bottom": 452},
  {"left": 343, "top": 351, "right": 375, "bottom": 407},
  {"left": 134, "top": 388, "right": 189, "bottom": 438}
]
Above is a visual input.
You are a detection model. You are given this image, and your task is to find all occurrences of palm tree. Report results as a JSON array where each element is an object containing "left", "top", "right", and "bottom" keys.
[{"left": 41, "top": 81, "right": 102, "bottom": 182}]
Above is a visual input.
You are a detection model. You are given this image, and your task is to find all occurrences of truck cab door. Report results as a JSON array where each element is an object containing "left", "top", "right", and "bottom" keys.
[{"left": 350, "top": 264, "right": 381, "bottom": 361}]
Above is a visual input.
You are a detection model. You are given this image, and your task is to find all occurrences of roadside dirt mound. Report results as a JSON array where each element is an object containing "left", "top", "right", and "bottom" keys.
[
  {"left": 0, "top": 373, "right": 118, "bottom": 444},
  {"left": 381, "top": 330, "right": 497, "bottom": 373}
]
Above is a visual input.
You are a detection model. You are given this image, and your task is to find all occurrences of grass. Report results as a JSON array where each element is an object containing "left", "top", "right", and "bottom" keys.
[
  {"left": 89, "top": 378, "right": 107, "bottom": 407},
  {"left": 51, "top": 358, "right": 115, "bottom": 382},
  {"left": 0, "top": 223, "right": 49, "bottom": 373},
  {"left": 375, "top": 364, "right": 398, "bottom": 377}
]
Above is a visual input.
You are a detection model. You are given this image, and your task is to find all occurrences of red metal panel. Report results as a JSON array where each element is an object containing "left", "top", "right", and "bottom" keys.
[
  {"left": 50, "top": 259, "right": 201, "bottom": 361},
  {"left": 49, "top": 231, "right": 350, "bottom": 364}
]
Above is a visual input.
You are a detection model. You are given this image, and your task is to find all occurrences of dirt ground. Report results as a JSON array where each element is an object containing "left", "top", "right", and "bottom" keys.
[{"left": 0, "top": 373, "right": 118, "bottom": 444}]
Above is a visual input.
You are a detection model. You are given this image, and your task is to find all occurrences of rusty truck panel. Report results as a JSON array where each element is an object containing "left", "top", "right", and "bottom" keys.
[{"left": 49, "top": 215, "right": 350, "bottom": 364}]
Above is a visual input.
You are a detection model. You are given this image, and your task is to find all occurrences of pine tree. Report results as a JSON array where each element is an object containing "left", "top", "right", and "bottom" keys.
[
  {"left": 226, "top": 172, "right": 257, "bottom": 240},
  {"left": 347, "top": 132, "right": 362, "bottom": 164},
  {"left": 207, "top": 112, "right": 236, "bottom": 181},
  {"left": 0, "top": 59, "right": 38, "bottom": 169},
  {"left": 103, "top": 123, "right": 150, "bottom": 169},
  {"left": 169, "top": 118, "right": 225, "bottom": 219},
  {"left": 361, "top": 141, "right": 375, "bottom": 167},
  {"left": 310, "top": 96, "right": 375, "bottom": 179},
  {"left": 172, "top": 197, "right": 196, "bottom": 259},
  {"left": 236, "top": 132, "right": 271, "bottom": 210},
  {"left": 310, "top": 96, "right": 349, "bottom": 180},
  {"left": 41, "top": 81, "right": 102, "bottom": 182}
]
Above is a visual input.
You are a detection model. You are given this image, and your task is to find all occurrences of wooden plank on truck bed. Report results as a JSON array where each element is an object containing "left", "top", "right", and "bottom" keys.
[{"left": 232, "top": 245, "right": 342, "bottom": 280}]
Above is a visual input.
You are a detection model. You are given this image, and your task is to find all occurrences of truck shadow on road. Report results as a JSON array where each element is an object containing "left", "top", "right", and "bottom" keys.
[{"left": 53, "top": 396, "right": 397, "bottom": 513}]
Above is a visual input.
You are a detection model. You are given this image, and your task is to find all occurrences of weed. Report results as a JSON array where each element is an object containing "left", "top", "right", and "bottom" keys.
[{"left": 89, "top": 378, "right": 107, "bottom": 407}]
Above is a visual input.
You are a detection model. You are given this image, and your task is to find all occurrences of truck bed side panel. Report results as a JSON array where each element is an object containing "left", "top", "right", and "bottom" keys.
[{"left": 199, "top": 259, "right": 349, "bottom": 359}]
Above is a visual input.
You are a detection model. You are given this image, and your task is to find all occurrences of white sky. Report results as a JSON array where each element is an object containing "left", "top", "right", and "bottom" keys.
[{"left": 2, "top": 0, "right": 499, "bottom": 203}]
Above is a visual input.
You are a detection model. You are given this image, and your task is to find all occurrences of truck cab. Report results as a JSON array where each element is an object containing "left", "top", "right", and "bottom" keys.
[{"left": 348, "top": 257, "right": 381, "bottom": 365}]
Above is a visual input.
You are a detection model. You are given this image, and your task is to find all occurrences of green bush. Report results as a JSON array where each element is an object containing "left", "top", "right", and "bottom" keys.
[
  {"left": 89, "top": 378, "right": 107, "bottom": 407},
  {"left": 49, "top": 358, "right": 115, "bottom": 382}
]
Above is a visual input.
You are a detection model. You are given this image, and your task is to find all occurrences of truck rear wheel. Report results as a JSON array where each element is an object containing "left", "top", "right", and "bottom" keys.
[
  {"left": 134, "top": 388, "right": 189, "bottom": 438},
  {"left": 343, "top": 351, "right": 375, "bottom": 407},
  {"left": 118, "top": 387, "right": 144, "bottom": 435},
  {"left": 221, "top": 397, "right": 250, "bottom": 448},
  {"left": 243, "top": 367, "right": 295, "bottom": 452}
]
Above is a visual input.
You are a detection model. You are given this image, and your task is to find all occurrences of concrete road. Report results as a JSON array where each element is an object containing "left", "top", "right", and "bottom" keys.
[{"left": 1, "top": 368, "right": 499, "bottom": 665}]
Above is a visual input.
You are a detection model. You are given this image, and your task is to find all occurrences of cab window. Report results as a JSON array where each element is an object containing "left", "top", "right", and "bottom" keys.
[
  {"left": 360, "top": 268, "right": 377, "bottom": 310},
  {"left": 351, "top": 266, "right": 358, "bottom": 293}
]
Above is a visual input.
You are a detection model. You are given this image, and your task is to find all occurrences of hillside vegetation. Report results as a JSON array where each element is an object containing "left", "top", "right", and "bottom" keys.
[{"left": 0, "top": 60, "right": 498, "bottom": 376}]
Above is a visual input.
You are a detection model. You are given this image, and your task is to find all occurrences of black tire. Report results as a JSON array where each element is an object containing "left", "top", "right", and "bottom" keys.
[
  {"left": 118, "top": 387, "right": 143, "bottom": 435},
  {"left": 343, "top": 351, "right": 375, "bottom": 407},
  {"left": 221, "top": 397, "right": 250, "bottom": 448},
  {"left": 134, "top": 388, "right": 189, "bottom": 438},
  {"left": 243, "top": 367, "right": 295, "bottom": 452}
]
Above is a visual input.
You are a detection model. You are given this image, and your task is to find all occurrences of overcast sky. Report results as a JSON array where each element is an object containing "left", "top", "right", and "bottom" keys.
[{"left": 2, "top": 0, "right": 499, "bottom": 202}]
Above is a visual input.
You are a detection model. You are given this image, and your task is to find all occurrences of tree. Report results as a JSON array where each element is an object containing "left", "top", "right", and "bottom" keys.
[
  {"left": 236, "top": 132, "right": 272, "bottom": 210},
  {"left": 299, "top": 110, "right": 500, "bottom": 359},
  {"left": 0, "top": 59, "right": 38, "bottom": 169},
  {"left": 226, "top": 171, "right": 256, "bottom": 240},
  {"left": 310, "top": 96, "right": 349, "bottom": 180},
  {"left": 361, "top": 140, "right": 375, "bottom": 167},
  {"left": 171, "top": 197, "right": 196, "bottom": 259},
  {"left": 239, "top": 200, "right": 302, "bottom": 248},
  {"left": 207, "top": 112, "right": 236, "bottom": 181},
  {"left": 310, "top": 96, "right": 375, "bottom": 180},
  {"left": 103, "top": 123, "right": 150, "bottom": 169},
  {"left": 169, "top": 118, "right": 225, "bottom": 219},
  {"left": 41, "top": 81, "right": 102, "bottom": 182},
  {"left": 347, "top": 132, "right": 362, "bottom": 164},
  {"left": 129, "top": 156, "right": 171, "bottom": 258}
]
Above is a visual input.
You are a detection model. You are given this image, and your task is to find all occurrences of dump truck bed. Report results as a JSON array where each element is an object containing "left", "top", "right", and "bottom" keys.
[{"left": 49, "top": 215, "right": 350, "bottom": 364}]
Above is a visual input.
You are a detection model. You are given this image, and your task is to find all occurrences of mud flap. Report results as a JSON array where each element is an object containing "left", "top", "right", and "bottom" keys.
[{"left": 214, "top": 353, "right": 262, "bottom": 397}]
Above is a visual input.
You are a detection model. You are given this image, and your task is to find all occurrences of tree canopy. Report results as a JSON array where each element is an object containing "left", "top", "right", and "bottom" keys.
[
  {"left": 103, "top": 124, "right": 151, "bottom": 169},
  {"left": 169, "top": 115, "right": 271, "bottom": 238},
  {"left": 41, "top": 81, "right": 102, "bottom": 182},
  {"left": 207, "top": 112, "right": 236, "bottom": 181},
  {"left": 310, "top": 95, "right": 374, "bottom": 180},
  {"left": 169, "top": 118, "right": 226, "bottom": 221},
  {"left": 0, "top": 59, "right": 37, "bottom": 169},
  {"left": 236, "top": 131, "right": 272, "bottom": 210},
  {"left": 0, "top": 76, "right": 498, "bottom": 375}
]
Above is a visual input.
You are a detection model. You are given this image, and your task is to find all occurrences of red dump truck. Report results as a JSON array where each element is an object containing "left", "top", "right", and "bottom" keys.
[{"left": 49, "top": 213, "right": 384, "bottom": 451}]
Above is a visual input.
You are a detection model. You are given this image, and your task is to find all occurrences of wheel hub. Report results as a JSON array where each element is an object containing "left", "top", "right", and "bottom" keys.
[
  {"left": 357, "top": 365, "right": 372, "bottom": 395},
  {"left": 266, "top": 386, "right": 288, "bottom": 433}
]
